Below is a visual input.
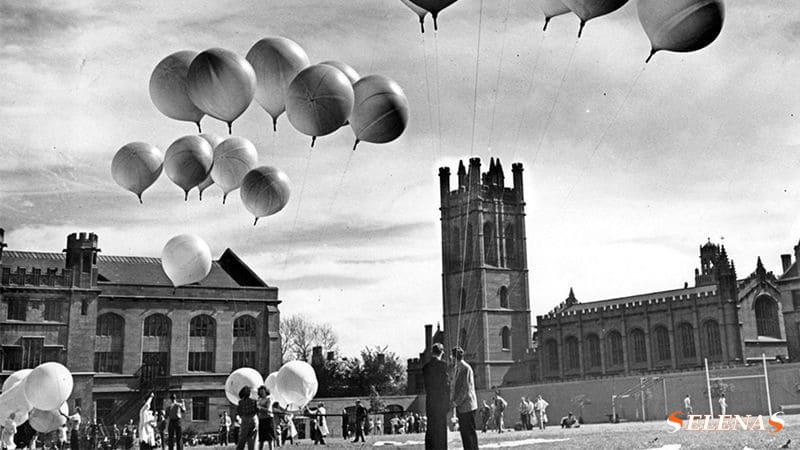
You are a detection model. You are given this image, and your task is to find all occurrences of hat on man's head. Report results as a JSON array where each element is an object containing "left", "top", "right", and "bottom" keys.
[{"left": 451, "top": 347, "right": 464, "bottom": 359}]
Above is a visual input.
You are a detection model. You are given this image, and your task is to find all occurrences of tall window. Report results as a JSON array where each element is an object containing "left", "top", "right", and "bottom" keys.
[
  {"left": 678, "top": 323, "right": 696, "bottom": 359},
  {"left": 501, "top": 327, "right": 511, "bottom": 351},
  {"left": 189, "top": 315, "right": 215, "bottom": 372},
  {"left": 499, "top": 286, "right": 509, "bottom": 308},
  {"left": 565, "top": 336, "right": 580, "bottom": 370},
  {"left": 44, "top": 301, "right": 62, "bottom": 322},
  {"left": 95, "top": 313, "right": 124, "bottom": 373},
  {"left": 483, "top": 222, "right": 497, "bottom": 266},
  {"left": 605, "top": 331, "right": 624, "bottom": 367},
  {"left": 629, "top": 329, "right": 647, "bottom": 364},
  {"left": 504, "top": 224, "right": 516, "bottom": 267},
  {"left": 2, "top": 346, "right": 22, "bottom": 371},
  {"left": 653, "top": 326, "right": 671, "bottom": 362},
  {"left": 192, "top": 397, "right": 209, "bottom": 421},
  {"left": 144, "top": 314, "right": 170, "bottom": 337},
  {"left": 755, "top": 296, "right": 781, "bottom": 338},
  {"left": 584, "top": 334, "right": 601, "bottom": 369},
  {"left": 233, "top": 315, "right": 257, "bottom": 370},
  {"left": 702, "top": 320, "right": 722, "bottom": 360},
  {"left": 793, "top": 290, "right": 800, "bottom": 311},
  {"left": 143, "top": 314, "right": 170, "bottom": 376},
  {"left": 7, "top": 298, "right": 26, "bottom": 321},
  {"left": 21, "top": 337, "right": 44, "bottom": 369},
  {"left": 545, "top": 339, "right": 558, "bottom": 373}
]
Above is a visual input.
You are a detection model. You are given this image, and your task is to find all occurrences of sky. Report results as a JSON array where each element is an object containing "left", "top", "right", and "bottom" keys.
[{"left": 1, "top": 0, "right": 799, "bottom": 360}]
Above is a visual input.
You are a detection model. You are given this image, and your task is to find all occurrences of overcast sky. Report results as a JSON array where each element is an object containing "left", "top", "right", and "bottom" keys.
[{"left": 1, "top": 0, "right": 799, "bottom": 359}]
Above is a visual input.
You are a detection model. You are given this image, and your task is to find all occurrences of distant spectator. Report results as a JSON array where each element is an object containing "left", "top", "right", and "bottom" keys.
[
  {"left": 219, "top": 412, "right": 231, "bottom": 446},
  {"left": 561, "top": 412, "right": 579, "bottom": 429},
  {"left": 719, "top": 394, "right": 727, "bottom": 416},
  {"left": 534, "top": 395, "right": 549, "bottom": 431},
  {"left": 684, "top": 395, "right": 693, "bottom": 416},
  {"left": 352, "top": 400, "right": 367, "bottom": 443},
  {"left": 493, "top": 392, "right": 507, "bottom": 433}
]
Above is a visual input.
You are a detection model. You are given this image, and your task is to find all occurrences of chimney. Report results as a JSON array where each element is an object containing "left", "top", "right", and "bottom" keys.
[
  {"left": 438, "top": 167, "right": 451, "bottom": 204},
  {"left": 326, "top": 351, "right": 335, "bottom": 361},
  {"left": 781, "top": 254, "right": 792, "bottom": 273},
  {"left": 512, "top": 163, "right": 524, "bottom": 201},
  {"left": 311, "top": 346, "right": 324, "bottom": 366},
  {"left": 377, "top": 353, "right": 386, "bottom": 365},
  {"left": 64, "top": 232, "right": 101, "bottom": 287},
  {"left": 0, "top": 228, "right": 6, "bottom": 263}
]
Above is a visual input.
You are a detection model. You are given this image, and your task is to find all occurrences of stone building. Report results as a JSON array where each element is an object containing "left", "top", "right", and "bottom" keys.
[{"left": 0, "top": 230, "right": 280, "bottom": 430}]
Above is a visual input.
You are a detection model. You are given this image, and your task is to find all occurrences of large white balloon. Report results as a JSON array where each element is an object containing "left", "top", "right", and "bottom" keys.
[
  {"left": 111, "top": 142, "right": 164, "bottom": 203},
  {"left": 561, "top": 0, "right": 629, "bottom": 37},
  {"left": 0, "top": 370, "right": 32, "bottom": 426},
  {"left": 165, "top": 135, "right": 214, "bottom": 200},
  {"left": 225, "top": 368, "right": 263, "bottom": 405},
  {"left": 264, "top": 372, "right": 278, "bottom": 393},
  {"left": 286, "top": 64, "right": 354, "bottom": 147},
  {"left": 539, "top": 0, "right": 572, "bottom": 30},
  {"left": 161, "top": 234, "right": 212, "bottom": 287},
  {"left": 350, "top": 75, "right": 409, "bottom": 150},
  {"left": 187, "top": 48, "right": 257, "bottom": 133},
  {"left": 240, "top": 167, "right": 291, "bottom": 225},
  {"left": 149, "top": 51, "right": 205, "bottom": 131},
  {"left": 400, "top": 0, "right": 429, "bottom": 33},
  {"left": 638, "top": 0, "right": 725, "bottom": 63},
  {"left": 246, "top": 37, "right": 310, "bottom": 131},
  {"left": 30, "top": 403, "right": 68, "bottom": 433},
  {"left": 24, "top": 362, "right": 73, "bottom": 411},
  {"left": 275, "top": 361, "right": 318, "bottom": 408},
  {"left": 319, "top": 61, "right": 360, "bottom": 85},
  {"left": 211, "top": 137, "right": 258, "bottom": 204},
  {"left": 1, "top": 369, "right": 32, "bottom": 392}
]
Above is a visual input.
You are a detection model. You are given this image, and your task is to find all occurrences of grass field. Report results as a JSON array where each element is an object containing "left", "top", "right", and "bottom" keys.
[{"left": 200, "top": 414, "right": 800, "bottom": 449}]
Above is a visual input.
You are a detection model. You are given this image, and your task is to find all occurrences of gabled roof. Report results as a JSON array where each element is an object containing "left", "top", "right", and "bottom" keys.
[{"left": 1, "top": 249, "right": 268, "bottom": 288}]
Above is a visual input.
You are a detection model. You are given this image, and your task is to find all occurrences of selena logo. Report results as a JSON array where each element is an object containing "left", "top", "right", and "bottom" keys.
[{"left": 666, "top": 411, "right": 784, "bottom": 433}]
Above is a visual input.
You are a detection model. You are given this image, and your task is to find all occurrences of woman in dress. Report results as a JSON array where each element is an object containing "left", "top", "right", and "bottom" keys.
[
  {"left": 236, "top": 387, "right": 258, "bottom": 450},
  {"left": 256, "top": 387, "right": 274, "bottom": 450},
  {"left": 139, "top": 393, "right": 158, "bottom": 450}
]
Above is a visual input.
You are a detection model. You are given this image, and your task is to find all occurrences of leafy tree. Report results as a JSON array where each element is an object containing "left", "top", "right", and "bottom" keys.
[
  {"left": 359, "top": 346, "right": 407, "bottom": 396},
  {"left": 280, "top": 315, "right": 339, "bottom": 362}
]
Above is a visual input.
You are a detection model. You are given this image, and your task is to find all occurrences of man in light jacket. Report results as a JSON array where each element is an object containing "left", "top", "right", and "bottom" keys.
[{"left": 450, "top": 347, "right": 478, "bottom": 450}]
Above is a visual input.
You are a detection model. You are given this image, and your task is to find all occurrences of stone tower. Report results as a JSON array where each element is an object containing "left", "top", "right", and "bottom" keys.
[{"left": 438, "top": 157, "right": 531, "bottom": 389}]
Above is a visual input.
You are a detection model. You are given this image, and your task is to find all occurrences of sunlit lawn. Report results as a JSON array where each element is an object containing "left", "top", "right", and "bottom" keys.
[{"left": 198, "top": 415, "right": 800, "bottom": 449}]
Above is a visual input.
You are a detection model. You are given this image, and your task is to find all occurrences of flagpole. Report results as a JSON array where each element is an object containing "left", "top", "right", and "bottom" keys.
[
  {"left": 705, "top": 358, "right": 713, "bottom": 417},
  {"left": 763, "top": 353, "right": 772, "bottom": 416}
]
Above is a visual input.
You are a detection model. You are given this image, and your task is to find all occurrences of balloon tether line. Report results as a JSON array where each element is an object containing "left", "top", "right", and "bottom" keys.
[
  {"left": 487, "top": 0, "right": 512, "bottom": 155},
  {"left": 510, "top": 30, "right": 545, "bottom": 163},
  {"left": 282, "top": 148, "right": 313, "bottom": 271},
  {"left": 468, "top": 0, "right": 485, "bottom": 157},
  {"left": 433, "top": 31, "right": 443, "bottom": 156}
]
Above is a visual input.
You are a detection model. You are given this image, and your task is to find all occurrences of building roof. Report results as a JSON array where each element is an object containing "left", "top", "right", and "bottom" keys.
[
  {"left": 1, "top": 249, "right": 268, "bottom": 288},
  {"left": 554, "top": 284, "right": 718, "bottom": 315}
]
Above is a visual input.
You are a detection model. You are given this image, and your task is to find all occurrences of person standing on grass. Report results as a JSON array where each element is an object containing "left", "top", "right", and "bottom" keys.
[
  {"left": 235, "top": 387, "right": 258, "bottom": 450},
  {"left": 718, "top": 394, "right": 727, "bottom": 416},
  {"left": 534, "top": 395, "right": 549, "bottom": 431},
  {"left": 256, "top": 387, "right": 274, "bottom": 450},
  {"left": 480, "top": 401, "right": 491, "bottom": 433},
  {"left": 450, "top": 347, "right": 478, "bottom": 450},
  {"left": 219, "top": 412, "right": 231, "bottom": 447},
  {"left": 422, "top": 343, "right": 449, "bottom": 450},
  {"left": 519, "top": 397, "right": 529, "bottom": 431},
  {"left": 493, "top": 392, "right": 507, "bottom": 433},
  {"left": 166, "top": 395, "right": 185, "bottom": 450},
  {"left": 684, "top": 395, "right": 693, "bottom": 416},
  {"left": 352, "top": 400, "right": 368, "bottom": 443},
  {"left": 340, "top": 409, "right": 349, "bottom": 441}
]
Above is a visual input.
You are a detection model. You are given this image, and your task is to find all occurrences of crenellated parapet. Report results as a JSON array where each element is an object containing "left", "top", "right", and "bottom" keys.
[{"left": 1, "top": 266, "right": 77, "bottom": 287}]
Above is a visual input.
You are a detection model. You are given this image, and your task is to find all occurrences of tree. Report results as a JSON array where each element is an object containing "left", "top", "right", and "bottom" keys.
[
  {"left": 359, "top": 346, "right": 407, "bottom": 396},
  {"left": 280, "top": 315, "right": 339, "bottom": 362}
]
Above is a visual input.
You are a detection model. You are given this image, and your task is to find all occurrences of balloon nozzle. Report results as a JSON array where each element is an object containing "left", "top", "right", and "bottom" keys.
[
  {"left": 645, "top": 49, "right": 656, "bottom": 64},
  {"left": 227, "top": 122, "right": 232, "bottom": 134},
  {"left": 543, "top": 18, "right": 550, "bottom": 32},
  {"left": 253, "top": 217, "right": 259, "bottom": 226},
  {"left": 433, "top": 14, "right": 439, "bottom": 31},
  {"left": 272, "top": 118, "right": 278, "bottom": 132},
  {"left": 137, "top": 195, "right": 143, "bottom": 204},
  {"left": 222, "top": 194, "right": 227, "bottom": 205},
  {"left": 578, "top": 20, "right": 585, "bottom": 38},
  {"left": 311, "top": 136, "right": 316, "bottom": 148},
  {"left": 419, "top": 16, "right": 425, "bottom": 34},
  {"left": 196, "top": 122, "right": 202, "bottom": 133},
  {"left": 199, "top": 190, "right": 203, "bottom": 201},
  {"left": 353, "top": 139, "right": 360, "bottom": 151},
  {"left": 184, "top": 191, "right": 189, "bottom": 201}
]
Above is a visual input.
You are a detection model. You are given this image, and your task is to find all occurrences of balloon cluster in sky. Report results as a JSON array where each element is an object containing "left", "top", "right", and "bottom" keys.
[
  {"left": 399, "top": 0, "right": 725, "bottom": 62},
  {"left": 225, "top": 361, "right": 319, "bottom": 410},
  {"left": 0, "top": 363, "right": 73, "bottom": 434}
]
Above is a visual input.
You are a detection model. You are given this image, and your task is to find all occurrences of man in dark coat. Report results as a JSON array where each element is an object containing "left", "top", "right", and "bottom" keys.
[
  {"left": 352, "top": 400, "right": 368, "bottom": 443},
  {"left": 422, "top": 343, "right": 450, "bottom": 450}
]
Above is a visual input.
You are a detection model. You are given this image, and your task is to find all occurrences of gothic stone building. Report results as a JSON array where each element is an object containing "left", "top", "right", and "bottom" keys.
[
  {"left": 0, "top": 231, "right": 280, "bottom": 430},
  {"left": 536, "top": 240, "right": 796, "bottom": 380}
]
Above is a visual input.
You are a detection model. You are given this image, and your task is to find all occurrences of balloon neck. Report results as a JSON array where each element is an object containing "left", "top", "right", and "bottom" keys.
[
  {"left": 227, "top": 122, "right": 232, "bottom": 134},
  {"left": 353, "top": 139, "right": 360, "bottom": 151},
  {"left": 253, "top": 217, "right": 259, "bottom": 226},
  {"left": 645, "top": 48, "right": 657, "bottom": 64},
  {"left": 578, "top": 20, "right": 585, "bottom": 39},
  {"left": 196, "top": 122, "right": 202, "bottom": 133},
  {"left": 543, "top": 18, "right": 550, "bottom": 32},
  {"left": 433, "top": 14, "right": 439, "bottom": 31},
  {"left": 199, "top": 190, "right": 203, "bottom": 201},
  {"left": 272, "top": 117, "right": 278, "bottom": 133},
  {"left": 311, "top": 136, "right": 316, "bottom": 148},
  {"left": 419, "top": 17, "right": 425, "bottom": 34},
  {"left": 222, "top": 193, "right": 227, "bottom": 205},
  {"left": 138, "top": 194, "right": 143, "bottom": 204},
  {"left": 184, "top": 191, "right": 189, "bottom": 202}
]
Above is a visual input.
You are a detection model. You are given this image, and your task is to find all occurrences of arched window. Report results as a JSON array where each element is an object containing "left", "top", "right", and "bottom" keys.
[
  {"left": 499, "top": 286, "right": 509, "bottom": 308},
  {"left": 629, "top": 328, "right": 647, "bottom": 364},
  {"left": 564, "top": 336, "right": 580, "bottom": 370},
  {"left": 465, "top": 224, "right": 474, "bottom": 267},
  {"left": 144, "top": 314, "right": 170, "bottom": 337},
  {"left": 188, "top": 315, "right": 216, "bottom": 372},
  {"left": 460, "top": 328, "right": 468, "bottom": 352},
  {"left": 584, "top": 334, "right": 601, "bottom": 369},
  {"left": 142, "top": 314, "right": 170, "bottom": 377},
  {"left": 95, "top": 313, "right": 124, "bottom": 373},
  {"left": 678, "top": 323, "right": 696, "bottom": 359},
  {"left": 460, "top": 289, "right": 467, "bottom": 311},
  {"left": 505, "top": 224, "right": 516, "bottom": 268},
  {"left": 755, "top": 296, "right": 781, "bottom": 338},
  {"left": 233, "top": 315, "right": 257, "bottom": 369},
  {"left": 501, "top": 327, "right": 511, "bottom": 351},
  {"left": 702, "top": 320, "right": 722, "bottom": 360},
  {"left": 545, "top": 339, "right": 558, "bottom": 373},
  {"left": 605, "top": 331, "right": 624, "bottom": 367},
  {"left": 190, "top": 315, "right": 216, "bottom": 337},
  {"left": 484, "top": 222, "right": 497, "bottom": 266},
  {"left": 653, "top": 326, "right": 671, "bottom": 362}
]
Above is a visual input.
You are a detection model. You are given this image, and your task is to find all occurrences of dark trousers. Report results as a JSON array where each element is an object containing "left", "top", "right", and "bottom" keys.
[
  {"left": 168, "top": 420, "right": 182, "bottom": 450},
  {"left": 456, "top": 410, "right": 478, "bottom": 450},
  {"left": 353, "top": 421, "right": 365, "bottom": 442},
  {"left": 71, "top": 430, "right": 80, "bottom": 450},
  {"left": 424, "top": 411, "right": 447, "bottom": 450}
]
